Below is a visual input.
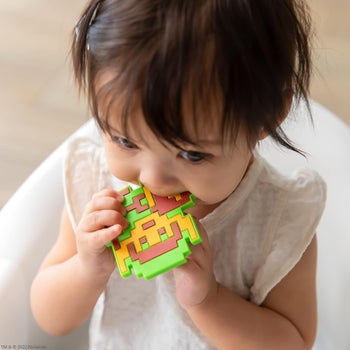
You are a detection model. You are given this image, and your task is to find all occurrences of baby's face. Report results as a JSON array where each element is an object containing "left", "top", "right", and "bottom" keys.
[{"left": 102, "top": 103, "right": 254, "bottom": 206}]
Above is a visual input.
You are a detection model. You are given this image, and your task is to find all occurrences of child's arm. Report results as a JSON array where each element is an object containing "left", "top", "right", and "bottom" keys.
[
  {"left": 30, "top": 189, "right": 128, "bottom": 335},
  {"left": 174, "top": 226, "right": 317, "bottom": 350}
]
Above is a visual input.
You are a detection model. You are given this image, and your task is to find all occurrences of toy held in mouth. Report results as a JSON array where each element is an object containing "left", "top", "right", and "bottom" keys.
[{"left": 106, "top": 184, "right": 201, "bottom": 280}]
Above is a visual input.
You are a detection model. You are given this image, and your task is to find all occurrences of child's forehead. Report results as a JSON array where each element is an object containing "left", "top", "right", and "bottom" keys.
[
  {"left": 95, "top": 69, "right": 227, "bottom": 142},
  {"left": 104, "top": 97, "right": 223, "bottom": 145}
]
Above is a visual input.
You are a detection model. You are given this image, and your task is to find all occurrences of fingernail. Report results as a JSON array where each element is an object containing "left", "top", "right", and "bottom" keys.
[
  {"left": 116, "top": 192, "right": 125, "bottom": 203},
  {"left": 112, "top": 224, "right": 122, "bottom": 234}
]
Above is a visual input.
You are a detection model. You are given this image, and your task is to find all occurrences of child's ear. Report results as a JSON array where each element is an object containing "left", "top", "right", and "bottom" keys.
[{"left": 258, "top": 89, "right": 293, "bottom": 141}]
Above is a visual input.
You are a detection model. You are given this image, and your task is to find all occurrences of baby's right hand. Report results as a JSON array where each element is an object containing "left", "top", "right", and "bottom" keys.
[{"left": 75, "top": 189, "right": 129, "bottom": 280}]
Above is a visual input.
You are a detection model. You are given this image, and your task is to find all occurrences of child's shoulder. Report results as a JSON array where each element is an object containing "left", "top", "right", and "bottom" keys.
[
  {"left": 215, "top": 153, "right": 326, "bottom": 219},
  {"left": 249, "top": 154, "right": 327, "bottom": 238},
  {"left": 248, "top": 155, "right": 326, "bottom": 303},
  {"left": 258, "top": 154, "right": 326, "bottom": 196},
  {"left": 255, "top": 154, "right": 327, "bottom": 227}
]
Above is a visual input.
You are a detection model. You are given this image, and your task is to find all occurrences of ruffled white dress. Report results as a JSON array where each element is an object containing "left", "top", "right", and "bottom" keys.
[{"left": 64, "top": 137, "right": 326, "bottom": 350}]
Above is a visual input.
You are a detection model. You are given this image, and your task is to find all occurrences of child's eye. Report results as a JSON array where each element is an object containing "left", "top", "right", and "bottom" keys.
[
  {"left": 179, "top": 150, "right": 208, "bottom": 163},
  {"left": 113, "top": 137, "right": 138, "bottom": 149}
]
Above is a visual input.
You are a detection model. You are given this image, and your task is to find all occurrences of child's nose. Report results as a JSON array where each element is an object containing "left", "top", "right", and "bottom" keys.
[{"left": 138, "top": 159, "right": 177, "bottom": 194}]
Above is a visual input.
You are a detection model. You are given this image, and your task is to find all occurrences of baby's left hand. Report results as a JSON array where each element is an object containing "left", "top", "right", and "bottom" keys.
[{"left": 173, "top": 221, "right": 217, "bottom": 309}]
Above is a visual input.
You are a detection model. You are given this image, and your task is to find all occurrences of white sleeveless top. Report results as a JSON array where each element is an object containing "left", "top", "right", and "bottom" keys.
[{"left": 64, "top": 137, "right": 326, "bottom": 350}]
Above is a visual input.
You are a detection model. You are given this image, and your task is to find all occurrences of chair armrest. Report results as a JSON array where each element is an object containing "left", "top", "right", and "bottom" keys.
[{"left": 0, "top": 120, "right": 98, "bottom": 347}]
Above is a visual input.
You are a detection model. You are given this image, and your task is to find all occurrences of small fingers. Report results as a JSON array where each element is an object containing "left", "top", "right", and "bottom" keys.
[
  {"left": 79, "top": 188, "right": 129, "bottom": 232},
  {"left": 193, "top": 220, "right": 211, "bottom": 254},
  {"left": 92, "top": 188, "right": 124, "bottom": 202},
  {"left": 83, "top": 189, "right": 125, "bottom": 216},
  {"left": 185, "top": 220, "right": 212, "bottom": 268},
  {"left": 80, "top": 209, "right": 129, "bottom": 232},
  {"left": 90, "top": 224, "right": 124, "bottom": 249}
]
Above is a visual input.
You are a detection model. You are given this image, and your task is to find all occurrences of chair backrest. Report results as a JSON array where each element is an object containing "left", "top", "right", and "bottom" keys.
[
  {"left": 260, "top": 101, "right": 350, "bottom": 350},
  {"left": 0, "top": 101, "right": 349, "bottom": 349}
]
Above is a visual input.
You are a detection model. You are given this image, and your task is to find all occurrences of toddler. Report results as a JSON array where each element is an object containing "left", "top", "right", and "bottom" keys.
[{"left": 31, "top": 0, "right": 326, "bottom": 349}]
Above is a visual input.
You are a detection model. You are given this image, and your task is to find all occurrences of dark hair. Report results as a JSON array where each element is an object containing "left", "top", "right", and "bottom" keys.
[{"left": 72, "top": 0, "right": 313, "bottom": 152}]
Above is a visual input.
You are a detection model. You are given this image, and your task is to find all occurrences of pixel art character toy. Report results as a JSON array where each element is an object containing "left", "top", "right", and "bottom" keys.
[{"left": 106, "top": 184, "right": 201, "bottom": 280}]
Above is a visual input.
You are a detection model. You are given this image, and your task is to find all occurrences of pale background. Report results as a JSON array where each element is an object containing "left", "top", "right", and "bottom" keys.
[{"left": 0, "top": 0, "right": 349, "bottom": 207}]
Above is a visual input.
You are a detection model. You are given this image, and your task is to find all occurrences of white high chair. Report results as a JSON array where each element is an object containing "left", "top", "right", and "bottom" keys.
[{"left": 0, "top": 101, "right": 349, "bottom": 349}]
